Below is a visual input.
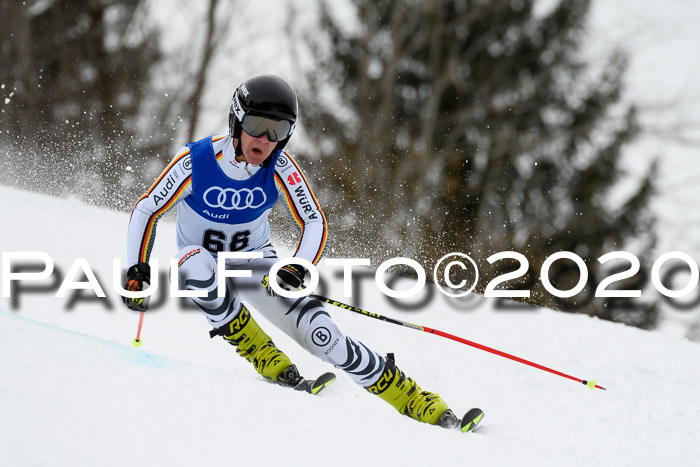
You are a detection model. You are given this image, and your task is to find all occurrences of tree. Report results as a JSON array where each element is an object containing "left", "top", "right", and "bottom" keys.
[
  {"left": 301, "top": 0, "right": 658, "bottom": 327},
  {"left": 0, "top": 0, "right": 176, "bottom": 209}
]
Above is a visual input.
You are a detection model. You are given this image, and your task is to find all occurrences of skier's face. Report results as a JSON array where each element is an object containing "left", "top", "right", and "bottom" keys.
[{"left": 240, "top": 130, "right": 277, "bottom": 165}]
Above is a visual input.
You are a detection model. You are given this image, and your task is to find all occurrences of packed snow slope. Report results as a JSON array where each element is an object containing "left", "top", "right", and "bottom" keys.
[{"left": 1, "top": 185, "right": 699, "bottom": 467}]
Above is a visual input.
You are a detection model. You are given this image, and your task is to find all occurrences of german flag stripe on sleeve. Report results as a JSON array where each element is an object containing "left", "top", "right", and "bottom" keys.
[
  {"left": 277, "top": 152, "right": 328, "bottom": 265},
  {"left": 312, "top": 219, "right": 328, "bottom": 264},
  {"left": 310, "top": 212, "right": 328, "bottom": 265},
  {"left": 285, "top": 153, "right": 328, "bottom": 264},
  {"left": 129, "top": 148, "right": 191, "bottom": 223},
  {"left": 275, "top": 173, "right": 304, "bottom": 229},
  {"left": 138, "top": 175, "right": 192, "bottom": 263}
]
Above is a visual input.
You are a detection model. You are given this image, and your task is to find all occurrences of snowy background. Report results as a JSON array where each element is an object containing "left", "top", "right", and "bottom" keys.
[
  {"left": 587, "top": 0, "right": 700, "bottom": 336},
  {"left": 588, "top": 0, "right": 700, "bottom": 256},
  {"left": 2, "top": 0, "right": 700, "bottom": 465}
]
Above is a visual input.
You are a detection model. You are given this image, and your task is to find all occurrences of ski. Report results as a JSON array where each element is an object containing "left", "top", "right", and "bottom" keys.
[
  {"left": 437, "top": 407, "right": 485, "bottom": 433},
  {"left": 292, "top": 371, "right": 336, "bottom": 395},
  {"left": 460, "top": 408, "right": 484, "bottom": 433}
]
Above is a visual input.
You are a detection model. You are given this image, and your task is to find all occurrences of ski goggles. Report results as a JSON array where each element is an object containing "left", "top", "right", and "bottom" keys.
[{"left": 240, "top": 114, "right": 293, "bottom": 142}]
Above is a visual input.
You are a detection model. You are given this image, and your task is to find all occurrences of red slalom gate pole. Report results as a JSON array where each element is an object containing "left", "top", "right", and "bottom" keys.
[
  {"left": 131, "top": 312, "right": 145, "bottom": 347},
  {"left": 311, "top": 294, "right": 606, "bottom": 391}
]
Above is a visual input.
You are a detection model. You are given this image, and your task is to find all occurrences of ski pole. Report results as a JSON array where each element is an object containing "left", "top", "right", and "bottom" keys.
[
  {"left": 311, "top": 294, "right": 606, "bottom": 391},
  {"left": 131, "top": 311, "right": 145, "bottom": 347}
]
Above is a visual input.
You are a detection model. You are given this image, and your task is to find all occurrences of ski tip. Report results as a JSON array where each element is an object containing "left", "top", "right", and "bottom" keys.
[
  {"left": 310, "top": 372, "right": 337, "bottom": 395},
  {"left": 460, "top": 408, "right": 484, "bottom": 433}
]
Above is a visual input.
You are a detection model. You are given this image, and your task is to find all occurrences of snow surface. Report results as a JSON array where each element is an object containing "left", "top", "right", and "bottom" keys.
[{"left": 1, "top": 185, "right": 700, "bottom": 466}]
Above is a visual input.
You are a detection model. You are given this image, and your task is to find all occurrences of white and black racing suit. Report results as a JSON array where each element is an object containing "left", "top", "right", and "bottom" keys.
[{"left": 126, "top": 134, "right": 385, "bottom": 386}]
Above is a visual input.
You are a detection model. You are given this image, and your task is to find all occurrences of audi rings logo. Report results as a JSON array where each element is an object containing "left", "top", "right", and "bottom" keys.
[{"left": 203, "top": 186, "right": 267, "bottom": 210}]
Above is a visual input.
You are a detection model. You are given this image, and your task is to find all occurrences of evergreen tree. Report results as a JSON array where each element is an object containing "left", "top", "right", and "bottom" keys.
[{"left": 302, "top": 0, "right": 658, "bottom": 327}]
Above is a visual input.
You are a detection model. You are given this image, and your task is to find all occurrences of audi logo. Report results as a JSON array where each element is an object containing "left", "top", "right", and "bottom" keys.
[{"left": 203, "top": 186, "right": 267, "bottom": 210}]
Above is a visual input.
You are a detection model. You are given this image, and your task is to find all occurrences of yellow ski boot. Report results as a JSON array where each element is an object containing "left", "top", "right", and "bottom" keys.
[
  {"left": 215, "top": 305, "right": 301, "bottom": 387},
  {"left": 366, "top": 355, "right": 459, "bottom": 428}
]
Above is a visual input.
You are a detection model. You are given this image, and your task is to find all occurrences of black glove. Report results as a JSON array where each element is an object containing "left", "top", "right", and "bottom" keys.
[
  {"left": 265, "top": 264, "right": 305, "bottom": 297},
  {"left": 122, "top": 262, "right": 151, "bottom": 311}
]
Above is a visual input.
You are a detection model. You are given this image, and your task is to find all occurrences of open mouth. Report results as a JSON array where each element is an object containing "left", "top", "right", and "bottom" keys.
[{"left": 251, "top": 147, "right": 263, "bottom": 156}]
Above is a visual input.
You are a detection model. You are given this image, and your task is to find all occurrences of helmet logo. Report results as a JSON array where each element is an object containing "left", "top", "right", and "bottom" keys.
[
  {"left": 240, "top": 84, "right": 249, "bottom": 97},
  {"left": 232, "top": 93, "right": 246, "bottom": 121}
]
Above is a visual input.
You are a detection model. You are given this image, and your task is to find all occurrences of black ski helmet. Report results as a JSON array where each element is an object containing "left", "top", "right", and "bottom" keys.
[{"left": 229, "top": 74, "right": 298, "bottom": 158}]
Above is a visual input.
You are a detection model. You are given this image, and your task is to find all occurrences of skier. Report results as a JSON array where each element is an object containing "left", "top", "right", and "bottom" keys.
[{"left": 122, "top": 74, "right": 472, "bottom": 429}]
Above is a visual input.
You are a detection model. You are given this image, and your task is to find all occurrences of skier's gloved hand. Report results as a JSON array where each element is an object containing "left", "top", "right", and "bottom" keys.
[
  {"left": 122, "top": 262, "right": 151, "bottom": 311},
  {"left": 265, "top": 264, "right": 306, "bottom": 297}
]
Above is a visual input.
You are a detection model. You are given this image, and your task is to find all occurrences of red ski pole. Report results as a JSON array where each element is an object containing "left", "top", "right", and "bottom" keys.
[
  {"left": 131, "top": 312, "right": 145, "bottom": 347},
  {"left": 311, "top": 294, "right": 606, "bottom": 391}
]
